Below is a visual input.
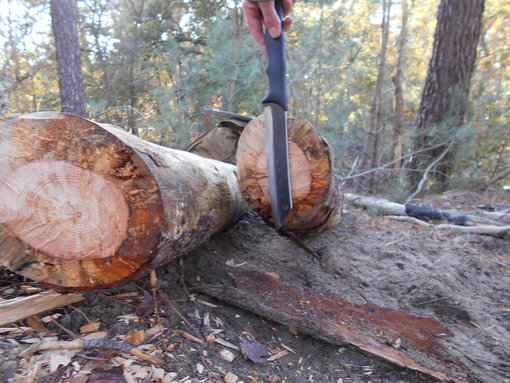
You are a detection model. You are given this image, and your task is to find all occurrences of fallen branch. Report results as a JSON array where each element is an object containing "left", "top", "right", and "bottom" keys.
[
  {"left": 345, "top": 193, "right": 510, "bottom": 236},
  {"left": 386, "top": 215, "right": 510, "bottom": 235}
]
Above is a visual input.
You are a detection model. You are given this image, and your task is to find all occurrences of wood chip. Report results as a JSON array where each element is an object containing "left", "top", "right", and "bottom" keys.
[
  {"left": 26, "top": 316, "right": 51, "bottom": 334},
  {"left": 219, "top": 349, "right": 236, "bottom": 362},
  {"left": 266, "top": 349, "right": 290, "bottom": 362},
  {"left": 195, "top": 298, "right": 219, "bottom": 308},
  {"left": 214, "top": 337, "right": 239, "bottom": 350},
  {"left": 126, "top": 329, "right": 147, "bottom": 346},
  {"left": 146, "top": 324, "right": 165, "bottom": 337},
  {"left": 281, "top": 343, "right": 296, "bottom": 354},
  {"left": 174, "top": 329, "right": 203, "bottom": 344},
  {"left": 224, "top": 372, "right": 238, "bottom": 383},
  {"left": 20, "top": 285, "right": 43, "bottom": 294},
  {"left": 150, "top": 270, "right": 158, "bottom": 289},
  {"left": 206, "top": 333, "right": 215, "bottom": 344},
  {"left": 225, "top": 259, "right": 247, "bottom": 268},
  {"left": 79, "top": 322, "right": 101, "bottom": 334},
  {"left": 81, "top": 331, "right": 108, "bottom": 340}
]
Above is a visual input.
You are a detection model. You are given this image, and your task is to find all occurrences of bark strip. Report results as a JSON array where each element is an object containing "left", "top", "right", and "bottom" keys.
[{"left": 186, "top": 262, "right": 468, "bottom": 383}]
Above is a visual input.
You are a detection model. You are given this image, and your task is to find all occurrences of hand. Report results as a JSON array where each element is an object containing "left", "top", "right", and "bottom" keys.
[{"left": 243, "top": 0, "right": 295, "bottom": 50}]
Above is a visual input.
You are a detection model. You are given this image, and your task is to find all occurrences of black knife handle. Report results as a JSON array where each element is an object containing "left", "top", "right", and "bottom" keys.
[{"left": 261, "top": 0, "right": 288, "bottom": 111}]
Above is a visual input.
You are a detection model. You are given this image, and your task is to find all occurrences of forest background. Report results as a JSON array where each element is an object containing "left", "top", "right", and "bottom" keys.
[{"left": 1, "top": 0, "right": 509, "bottom": 199}]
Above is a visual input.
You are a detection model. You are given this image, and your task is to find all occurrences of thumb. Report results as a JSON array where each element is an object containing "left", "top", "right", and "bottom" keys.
[{"left": 258, "top": 2, "right": 281, "bottom": 38}]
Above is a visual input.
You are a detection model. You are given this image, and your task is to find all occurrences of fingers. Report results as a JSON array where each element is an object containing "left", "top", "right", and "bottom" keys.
[
  {"left": 283, "top": 16, "right": 293, "bottom": 32},
  {"left": 243, "top": 0, "right": 296, "bottom": 50},
  {"left": 258, "top": 1, "right": 281, "bottom": 39},
  {"left": 243, "top": 0, "right": 266, "bottom": 49},
  {"left": 282, "top": 0, "right": 296, "bottom": 17}
]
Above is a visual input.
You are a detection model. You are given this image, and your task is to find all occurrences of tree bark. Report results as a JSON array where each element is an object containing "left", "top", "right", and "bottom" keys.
[
  {"left": 50, "top": 0, "right": 87, "bottom": 117},
  {"left": 0, "top": 112, "right": 247, "bottom": 290},
  {"left": 410, "top": 0, "right": 484, "bottom": 183},
  {"left": 236, "top": 115, "right": 341, "bottom": 235}
]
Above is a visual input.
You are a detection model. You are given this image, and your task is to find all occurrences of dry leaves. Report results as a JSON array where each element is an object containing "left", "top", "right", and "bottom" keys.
[{"left": 240, "top": 340, "right": 268, "bottom": 364}]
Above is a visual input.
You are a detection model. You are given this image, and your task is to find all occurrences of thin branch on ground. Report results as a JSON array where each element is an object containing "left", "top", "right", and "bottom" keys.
[{"left": 386, "top": 215, "right": 510, "bottom": 236}]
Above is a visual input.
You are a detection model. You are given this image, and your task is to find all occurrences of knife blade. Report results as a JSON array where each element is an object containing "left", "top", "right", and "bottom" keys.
[{"left": 262, "top": 0, "right": 292, "bottom": 230}]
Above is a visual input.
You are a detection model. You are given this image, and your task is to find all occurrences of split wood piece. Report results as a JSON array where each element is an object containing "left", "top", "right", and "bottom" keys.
[
  {"left": 0, "top": 112, "right": 248, "bottom": 290},
  {"left": 345, "top": 193, "right": 510, "bottom": 236},
  {"left": 236, "top": 115, "right": 340, "bottom": 235},
  {"left": 190, "top": 264, "right": 468, "bottom": 383},
  {"left": 0, "top": 290, "right": 84, "bottom": 326},
  {"left": 20, "top": 338, "right": 162, "bottom": 365}
]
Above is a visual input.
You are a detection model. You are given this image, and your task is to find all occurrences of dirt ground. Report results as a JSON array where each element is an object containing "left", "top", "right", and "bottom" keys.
[{"left": 0, "top": 191, "right": 509, "bottom": 383}]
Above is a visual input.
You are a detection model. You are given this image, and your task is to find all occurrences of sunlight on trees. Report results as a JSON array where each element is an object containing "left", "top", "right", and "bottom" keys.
[{"left": 0, "top": 0, "right": 508, "bottom": 196}]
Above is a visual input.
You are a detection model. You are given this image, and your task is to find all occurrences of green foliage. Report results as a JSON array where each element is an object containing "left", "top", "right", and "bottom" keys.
[{"left": 0, "top": 0, "right": 509, "bottom": 195}]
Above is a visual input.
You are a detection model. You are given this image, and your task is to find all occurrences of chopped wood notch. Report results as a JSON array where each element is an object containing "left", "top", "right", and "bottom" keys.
[
  {"left": 236, "top": 115, "right": 340, "bottom": 234},
  {"left": 0, "top": 112, "right": 248, "bottom": 290}
]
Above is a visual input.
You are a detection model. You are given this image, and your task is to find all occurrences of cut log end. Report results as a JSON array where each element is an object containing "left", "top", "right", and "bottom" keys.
[
  {"left": 0, "top": 112, "right": 165, "bottom": 289},
  {"left": 0, "top": 160, "right": 129, "bottom": 261},
  {"left": 236, "top": 115, "right": 341, "bottom": 235}
]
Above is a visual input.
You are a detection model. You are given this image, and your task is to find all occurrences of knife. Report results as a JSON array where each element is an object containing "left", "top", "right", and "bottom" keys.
[{"left": 262, "top": 0, "right": 292, "bottom": 230}]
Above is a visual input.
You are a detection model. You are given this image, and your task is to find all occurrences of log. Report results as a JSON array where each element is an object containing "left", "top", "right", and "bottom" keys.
[
  {"left": 0, "top": 112, "right": 248, "bottom": 290},
  {"left": 236, "top": 115, "right": 340, "bottom": 235},
  {"left": 182, "top": 215, "right": 507, "bottom": 383}
]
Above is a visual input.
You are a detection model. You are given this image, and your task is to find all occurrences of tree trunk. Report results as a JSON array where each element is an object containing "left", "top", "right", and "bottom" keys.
[
  {"left": 392, "top": 0, "right": 410, "bottom": 170},
  {"left": 50, "top": 0, "right": 87, "bottom": 117},
  {"left": 410, "top": 0, "right": 484, "bottom": 183},
  {"left": 0, "top": 112, "right": 247, "bottom": 290},
  {"left": 361, "top": 0, "right": 392, "bottom": 189},
  {"left": 226, "top": 0, "right": 241, "bottom": 113},
  {"left": 236, "top": 115, "right": 340, "bottom": 235}
]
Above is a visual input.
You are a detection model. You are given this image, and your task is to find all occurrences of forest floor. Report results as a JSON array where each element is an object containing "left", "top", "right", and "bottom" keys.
[{"left": 0, "top": 190, "right": 509, "bottom": 383}]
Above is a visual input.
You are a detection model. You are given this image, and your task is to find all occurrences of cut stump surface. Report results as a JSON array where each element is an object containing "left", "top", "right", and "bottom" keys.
[{"left": 236, "top": 115, "right": 340, "bottom": 234}]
